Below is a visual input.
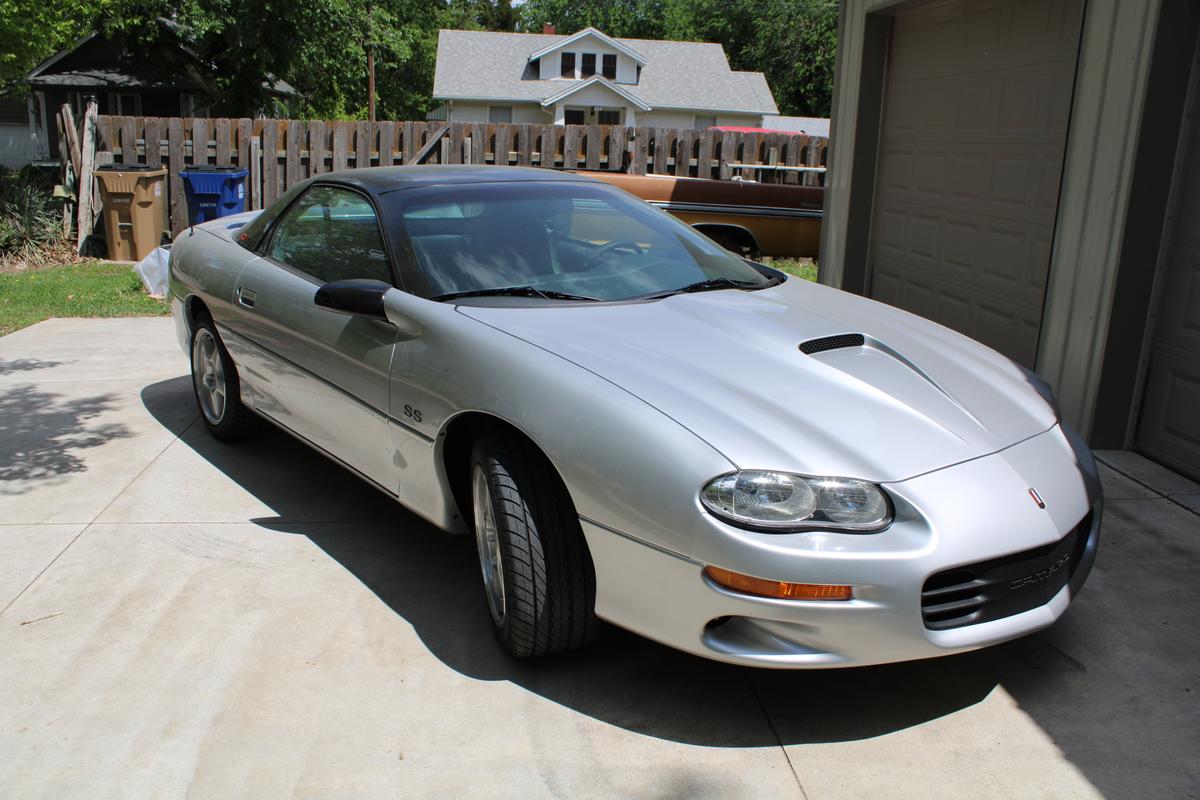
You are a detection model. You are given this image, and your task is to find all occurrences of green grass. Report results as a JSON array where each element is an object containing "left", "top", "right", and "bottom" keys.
[
  {"left": 766, "top": 258, "right": 819, "bottom": 282},
  {"left": 0, "top": 262, "right": 168, "bottom": 337}
]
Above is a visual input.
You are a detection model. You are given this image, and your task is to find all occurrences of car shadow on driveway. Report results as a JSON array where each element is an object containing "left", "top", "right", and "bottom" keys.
[{"left": 139, "top": 374, "right": 1019, "bottom": 748}]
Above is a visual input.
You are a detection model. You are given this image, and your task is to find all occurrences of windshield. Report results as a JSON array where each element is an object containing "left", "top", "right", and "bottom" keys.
[{"left": 395, "top": 181, "right": 776, "bottom": 302}]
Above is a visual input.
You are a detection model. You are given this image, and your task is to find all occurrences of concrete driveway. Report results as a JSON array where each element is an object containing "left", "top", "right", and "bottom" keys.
[{"left": 1, "top": 317, "right": 1197, "bottom": 799}]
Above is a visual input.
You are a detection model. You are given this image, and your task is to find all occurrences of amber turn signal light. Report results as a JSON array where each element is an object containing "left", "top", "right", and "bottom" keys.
[{"left": 703, "top": 566, "right": 853, "bottom": 601}]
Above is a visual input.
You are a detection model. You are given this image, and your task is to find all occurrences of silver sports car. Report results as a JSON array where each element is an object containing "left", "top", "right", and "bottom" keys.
[{"left": 168, "top": 165, "right": 1101, "bottom": 668}]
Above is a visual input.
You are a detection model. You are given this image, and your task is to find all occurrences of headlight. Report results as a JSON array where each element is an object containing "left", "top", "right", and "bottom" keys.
[{"left": 700, "top": 470, "right": 892, "bottom": 532}]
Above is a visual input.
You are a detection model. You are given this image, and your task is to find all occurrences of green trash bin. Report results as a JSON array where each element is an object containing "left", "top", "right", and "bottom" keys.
[{"left": 94, "top": 164, "right": 167, "bottom": 261}]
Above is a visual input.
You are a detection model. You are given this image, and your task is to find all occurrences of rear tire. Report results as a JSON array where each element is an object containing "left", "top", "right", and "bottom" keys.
[
  {"left": 470, "top": 432, "right": 599, "bottom": 657},
  {"left": 190, "top": 316, "right": 259, "bottom": 441}
]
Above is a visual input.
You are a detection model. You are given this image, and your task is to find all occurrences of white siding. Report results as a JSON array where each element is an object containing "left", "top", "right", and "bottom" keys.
[
  {"left": 514, "top": 104, "right": 553, "bottom": 123},
  {"left": 447, "top": 101, "right": 489, "bottom": 122},
  {"left": 538, "top": 35, "right": 638, "bottom": 84},
  {"left": 638, "top": 111, "right": 694, "bottom": 128},
  {"left": 0, "top": 123, "right": 39, "bottom": 168},
  {"left": 447, "top": 102, "right": 549, "bottom": 124},
  {"left": 716, "top": 114, "right": 763, "bottom": 127}
]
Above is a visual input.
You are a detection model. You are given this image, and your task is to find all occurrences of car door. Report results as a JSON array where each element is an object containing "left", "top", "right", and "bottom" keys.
[{"left": 222, "top": 184, "right": 400, "bottom": 490}]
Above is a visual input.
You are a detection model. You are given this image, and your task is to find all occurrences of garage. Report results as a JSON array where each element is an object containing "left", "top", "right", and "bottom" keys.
[
  {"left": 865, "top": 0, "right": 1083, "bottom": 367},
  {"left": 1135, "top": 45, "right": 1200, "bottom": 481}
]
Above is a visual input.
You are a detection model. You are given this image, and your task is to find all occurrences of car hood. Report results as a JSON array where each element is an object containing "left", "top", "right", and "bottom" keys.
[{"left": 458, "top": 278, "right": 1058, "bottom": 482}]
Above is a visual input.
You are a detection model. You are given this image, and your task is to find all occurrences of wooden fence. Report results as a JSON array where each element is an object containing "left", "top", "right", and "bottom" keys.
[{"left": 77, "top": 113, "right": 827, "bottom": 241}]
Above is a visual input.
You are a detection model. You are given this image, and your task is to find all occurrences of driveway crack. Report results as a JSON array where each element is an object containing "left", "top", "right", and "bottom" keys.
[
  {"left": 0, "top": 413, "right": 199, "bottom": 618},
  {"left": 743, "top": 667, "right": 809, "bottom": 800}
]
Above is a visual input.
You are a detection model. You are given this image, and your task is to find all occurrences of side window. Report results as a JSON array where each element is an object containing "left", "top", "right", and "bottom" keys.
[{"left": 267, "top": 185, "right": 392, "bottom": 284}]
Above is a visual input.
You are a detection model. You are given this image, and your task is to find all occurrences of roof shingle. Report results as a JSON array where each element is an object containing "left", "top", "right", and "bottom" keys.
[{"left": 432, "top": 29, "right": 778, "bottom": 115}]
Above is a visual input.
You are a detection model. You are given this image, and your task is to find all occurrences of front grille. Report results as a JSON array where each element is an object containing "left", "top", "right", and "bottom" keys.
[
  {"left": 800, "top": 333, "right": 865, "bottom": 355},
  {"left": 921, "top": 512, "right": 1093, "bottom": 630}
]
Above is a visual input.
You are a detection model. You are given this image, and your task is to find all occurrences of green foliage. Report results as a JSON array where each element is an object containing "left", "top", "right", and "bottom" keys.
[
  {"left": 1, "top": 0, "right": 836, "bottom": 120},
  {"left": 0, "top": 262, "right": 167, "bottom": 336},
  {"left": 515, "top": 0, "right": 668, "bottom": 39},
  {"left": 0, "top": 168, "right": 71, "bottom": 271},
  {"left": 746, "top": 0, "right": 838, "bottom": 117},
  {"left": 0, "top": 0, "right": 111, "bottom": 90},
  {"left": 765, "top": 257, "right": 818, "bottom": 282}
]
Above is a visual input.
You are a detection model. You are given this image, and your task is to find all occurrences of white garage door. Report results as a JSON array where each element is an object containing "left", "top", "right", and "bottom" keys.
[
  {"left": 868, "top": 0, "right": 1083, "bottom": 367},
  {"left": 1136, "top": 48, "right": 1200, "bottom": 481}
]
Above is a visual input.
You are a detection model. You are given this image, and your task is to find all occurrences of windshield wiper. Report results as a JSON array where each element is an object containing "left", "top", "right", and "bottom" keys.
[
  {"left": 637, "top": 276, "right": 769, "bottom": 300},
  {"left": 433, "top": 286, "right": 601, "bottom": 303}
]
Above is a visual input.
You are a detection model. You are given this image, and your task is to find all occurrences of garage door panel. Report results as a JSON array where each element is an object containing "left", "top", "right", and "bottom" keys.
[
  {"left": 1138, "top": 351, "right": 1200, "bottom": 476},
  {"left": 1154, "top": 246, "right": 1200, "bottom": 349},
  {"left": 889, "top": 0, "right": 1082, "bottom": 82},
  {"left": 870, "top": 204, "right": 1054, "bottom": 302},
  {"left": 872, "top": 257, "right": 1042, "bottom": 364},
  {"left": 868, "top": 0, "right": 1082, "bottom": 367},
  {"left": 883, "top": 69, "right": 1075, "bottom": 145},
  {"left": 876, "top": 142, "right": 1066, "bottom": 223},
  {"left": 1136, "top": 46, "right": 1200, "bottom": 480}
]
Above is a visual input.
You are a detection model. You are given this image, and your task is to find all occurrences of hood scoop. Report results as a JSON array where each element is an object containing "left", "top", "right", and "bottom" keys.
[{"left": 799, "top": 333, "right": 865, "bottom": 355}]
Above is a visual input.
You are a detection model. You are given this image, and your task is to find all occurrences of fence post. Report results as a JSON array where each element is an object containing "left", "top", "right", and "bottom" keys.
[
  {"left": 804, "top": 137, "right": 821, "bottom": 187},
  {"left": 76, "top": 101, "right": 97, "bottom": 252},
  {"left": 168, "top": 118, "right": 186, "bottom": 235}
]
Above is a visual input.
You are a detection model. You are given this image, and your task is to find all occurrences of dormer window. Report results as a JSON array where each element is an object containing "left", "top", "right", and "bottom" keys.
[
  {"left": 560, "top": 52, "right": 575, "bottom": 78},
  {"left": 581, "top": 53, "right": 596, "bottom": 77},
  {"left": 602, "top": 54, "right": 617, "bottom": 79}
]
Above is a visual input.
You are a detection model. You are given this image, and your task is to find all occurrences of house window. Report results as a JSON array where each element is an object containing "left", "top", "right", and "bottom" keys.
[
  {"left": 109, "top": 92, "right": 141, "bottom": 117},
  {"left": 65, "top": 91, "right": 88, "bottom": 117},
  {"left": 602, "top": 54, "right": 617, "bottom": 80},
  {"left": 694, "top": 114, "right": 717, "bottom": 130},
  {"left": 180, "top": 93, "right": 210, "bottom": 118},
  {"left": 598, "top": 109, "right": 621, "bottom": 126},
  {"left": 564, "top": 108, "right": 585, "bottom": 125},
  {"left": 581, "top": 53, "right": 596, "bottom": 78},
  {"left": 560, "top": 52, "right": 575, "bottom": 78},
  {"left": 488, "top": 105, "right": 512, "bottom": 123}
]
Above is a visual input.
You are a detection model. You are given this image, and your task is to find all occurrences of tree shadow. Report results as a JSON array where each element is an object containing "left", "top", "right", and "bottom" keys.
[
  {"left": 142, "top": 373, "right": 1012, "bottom": 748},
  {"left": 0, "top": 358, "right": 65, "bottom": 376},
  {"left": 0, "top": 384, "right": 130, "bottom": 492}
]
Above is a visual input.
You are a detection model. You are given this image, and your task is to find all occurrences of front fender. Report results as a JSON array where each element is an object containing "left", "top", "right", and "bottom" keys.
[{"left": 383, "top": 290, "right": 734, "bottom": 558}]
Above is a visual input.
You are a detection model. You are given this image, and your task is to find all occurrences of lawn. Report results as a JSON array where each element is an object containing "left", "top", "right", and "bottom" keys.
[
  {"left": 0, "top": 262, "right": 168, "bottom": 337},
  {"left": 766, "top": 257, "right": 819, "bottom": 282}
]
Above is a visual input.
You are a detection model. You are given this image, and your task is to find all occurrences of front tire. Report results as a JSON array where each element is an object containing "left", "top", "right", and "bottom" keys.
[
  {"left": 190, "top": 317, "right": 258, "bottom": 441},
  {"left": 470, "top": 433, "right": 599, "bottom": 657}
]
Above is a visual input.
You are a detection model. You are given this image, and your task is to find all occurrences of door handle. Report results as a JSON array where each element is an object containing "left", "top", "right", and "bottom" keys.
[{"left": 237, "top": 287, "right": 256, "bottom": 308}]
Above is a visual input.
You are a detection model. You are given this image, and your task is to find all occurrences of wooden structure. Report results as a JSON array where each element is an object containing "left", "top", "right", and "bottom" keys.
[{"left": 84, "top": 116, "right": 826, "bottom": 239}]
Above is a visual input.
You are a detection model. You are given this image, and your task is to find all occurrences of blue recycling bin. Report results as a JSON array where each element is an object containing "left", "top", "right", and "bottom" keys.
[{"left": 180, "top": 166, "right": 248, "bottom": 224}]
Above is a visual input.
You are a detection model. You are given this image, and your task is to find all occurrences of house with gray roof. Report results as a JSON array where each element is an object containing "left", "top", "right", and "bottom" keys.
[{"left": 430, "top": 27, "right": 778, "bottom": 128}]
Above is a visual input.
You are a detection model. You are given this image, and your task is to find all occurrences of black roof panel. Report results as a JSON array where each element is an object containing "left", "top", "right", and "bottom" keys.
[{"left": 315, "top": 165, "right": 599, "bottom": 195}]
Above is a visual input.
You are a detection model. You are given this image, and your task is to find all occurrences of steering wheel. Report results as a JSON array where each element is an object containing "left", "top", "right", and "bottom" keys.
[{"left": 583, "top": 239, "right": 645, "bottom": 268}]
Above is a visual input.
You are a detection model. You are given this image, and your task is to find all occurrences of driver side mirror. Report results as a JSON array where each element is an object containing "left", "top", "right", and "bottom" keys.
[{"left": 314, "top": 279, "right": 391, "bottom": 320}]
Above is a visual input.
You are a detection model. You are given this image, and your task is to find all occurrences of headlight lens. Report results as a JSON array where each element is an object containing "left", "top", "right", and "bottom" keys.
[{"left": 700, "top": 471, "right": 892, "bottom": 532}]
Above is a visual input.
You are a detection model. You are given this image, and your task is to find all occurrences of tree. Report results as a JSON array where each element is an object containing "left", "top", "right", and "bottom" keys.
[
  {"left": 0, "top": 0, "right": 111, "bottom": 92},
  {"left": 517, "top": 0, "right": 667, "bottom": 38},
  {"left": 747, "top": 0, "right": 838, "bottom": 117}
]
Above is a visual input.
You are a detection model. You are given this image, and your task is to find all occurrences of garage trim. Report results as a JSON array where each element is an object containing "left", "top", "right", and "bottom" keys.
[{"left": 823, "top": 0, "right": 1165, "bottom": 439}]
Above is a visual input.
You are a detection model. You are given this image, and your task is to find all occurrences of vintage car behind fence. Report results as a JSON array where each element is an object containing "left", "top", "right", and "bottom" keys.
[
  {"left": 169, "top": 165, "right": 1100, "bottom": 668},
  {"left": 578, "top": 171, "right": 823, "bottom": 259}
]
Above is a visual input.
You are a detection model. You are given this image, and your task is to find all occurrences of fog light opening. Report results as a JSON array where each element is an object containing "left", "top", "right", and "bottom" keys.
[
  {"left": 705, "top": 616, "right": 732, "bottom": 630},
  {"left": 704, "top": 566, "right": 853, "bottom": 601}
]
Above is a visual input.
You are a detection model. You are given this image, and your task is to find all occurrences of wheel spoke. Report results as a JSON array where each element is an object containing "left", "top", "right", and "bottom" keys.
[{"left": 472, "top": 466, "right": 506, "bottom": 627}]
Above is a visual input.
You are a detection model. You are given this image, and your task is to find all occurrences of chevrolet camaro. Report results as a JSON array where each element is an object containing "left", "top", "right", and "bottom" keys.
[{"left": 168, "top": 165, "right": 1101, "bottom": 668}]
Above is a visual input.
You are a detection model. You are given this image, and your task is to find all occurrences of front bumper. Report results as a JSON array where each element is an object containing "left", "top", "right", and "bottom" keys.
[{"left": 582, "top": 424, "right": 1101, "bottom": 668}]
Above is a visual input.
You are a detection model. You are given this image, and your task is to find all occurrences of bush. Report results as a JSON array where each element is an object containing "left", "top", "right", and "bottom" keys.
[{"left": 0, "top": 166, "right": 74, "bottom": 272}]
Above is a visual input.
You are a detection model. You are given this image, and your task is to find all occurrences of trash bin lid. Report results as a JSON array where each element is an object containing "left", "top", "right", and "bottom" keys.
[
  {"left": 96, "top": 164, "right": 165, "bottom": 172},
  {"left": 181, "top": 165, "right": 246, "bottom": 173}
]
